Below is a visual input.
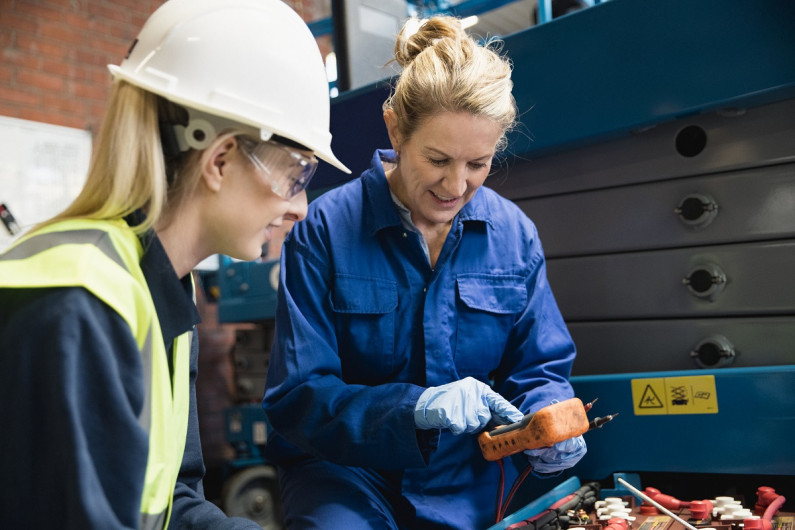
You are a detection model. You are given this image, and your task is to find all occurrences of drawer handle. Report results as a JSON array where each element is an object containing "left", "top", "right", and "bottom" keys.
[
  {"left": 690, "top": 335, "right": 736, "bottom": 368},
  {"left": 675, "top": 193, "right": 718, "bottom": 228},
  {"left": 683, "top": 264, "right": 727, "bottom": 299}
]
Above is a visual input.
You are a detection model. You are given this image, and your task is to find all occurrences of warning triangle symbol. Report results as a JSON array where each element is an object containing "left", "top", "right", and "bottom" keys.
[{"left": 639, "top": 384, "right": 664, "bottom": 408}]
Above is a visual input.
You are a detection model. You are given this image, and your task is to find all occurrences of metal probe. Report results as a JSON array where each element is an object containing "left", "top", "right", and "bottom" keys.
[
  {"left": 588, "top": 413, "right": 618, "bottom": 430},
  {"left": 616, "top": 477, "right": 700, "bottom": 530}
]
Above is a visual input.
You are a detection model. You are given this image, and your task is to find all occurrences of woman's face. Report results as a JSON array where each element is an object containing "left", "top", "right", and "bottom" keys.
[
  {"left": 209, "top": 140, "right": 308, "bottom": 261},
  {"left": 385, "top": 110, "right": 502, "bottom": 231}
]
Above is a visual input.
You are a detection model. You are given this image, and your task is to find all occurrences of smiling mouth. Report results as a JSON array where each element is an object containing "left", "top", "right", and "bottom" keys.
[{"left": 430, "top": 191, "right": 459, "bottom": 205}]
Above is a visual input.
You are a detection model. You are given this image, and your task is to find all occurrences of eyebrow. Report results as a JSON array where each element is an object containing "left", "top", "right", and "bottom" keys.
[{"left": 424, "top": 147, "right": 493, "bottom": 161}]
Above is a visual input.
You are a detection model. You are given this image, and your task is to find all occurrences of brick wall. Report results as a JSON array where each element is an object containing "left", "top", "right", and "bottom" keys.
[
  {"left": 0, "top": 0, "right": 332, "bottom": 133},
  {"left": 1, "top": 0, "right": 164, "bottom": 132}
]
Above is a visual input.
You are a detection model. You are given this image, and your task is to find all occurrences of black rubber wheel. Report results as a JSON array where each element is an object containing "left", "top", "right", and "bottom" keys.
[{"left": 221, "top": 465, "right": 283, "bottom": 529}]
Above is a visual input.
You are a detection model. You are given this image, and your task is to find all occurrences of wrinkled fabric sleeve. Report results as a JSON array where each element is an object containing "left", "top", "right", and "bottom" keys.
[
  {"left": 169, "top": 334, "right": 260, "bottom": 529},
  {"left": 263, "top": 219, "right": 433, "bottom": 470}
]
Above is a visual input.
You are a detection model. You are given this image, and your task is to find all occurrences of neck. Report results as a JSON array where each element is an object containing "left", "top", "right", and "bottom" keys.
[{"left": 154, "top": 209, "right": 206, "bottom": 279}]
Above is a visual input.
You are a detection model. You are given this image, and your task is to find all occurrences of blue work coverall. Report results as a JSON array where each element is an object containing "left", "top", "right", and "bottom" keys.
[
  {"left": 0, "top": 220, "right": 260, "bottom": 530},
  {"left": 263, "top": 150, "right": 578, "bottom": 529}
]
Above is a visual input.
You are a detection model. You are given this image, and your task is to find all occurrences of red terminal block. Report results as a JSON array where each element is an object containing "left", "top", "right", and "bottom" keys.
[
  {"left": 605, "top": 517, "right": 629, "bottom": 530},
  {"left": 744, "top": 518, "right": 773, "bottom": 530},
  {"left": 755, "top": 487, "right": 779, "bottom": 515},
  {"left": 689, "top": 500, "right": 714, "bottom": 520}
]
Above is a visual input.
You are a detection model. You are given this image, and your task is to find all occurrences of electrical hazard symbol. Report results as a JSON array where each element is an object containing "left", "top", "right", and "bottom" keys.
[
  {"left": 638, "top": 384, "right": 664, "bottom": 409},
  {"left": 631, "top": 375, "right": 718, "bottom": 416}
]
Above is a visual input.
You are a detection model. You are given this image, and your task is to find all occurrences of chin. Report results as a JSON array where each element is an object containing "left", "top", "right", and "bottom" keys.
[{"left": 228, "top": 247, "right": 261, "bottom": 262}]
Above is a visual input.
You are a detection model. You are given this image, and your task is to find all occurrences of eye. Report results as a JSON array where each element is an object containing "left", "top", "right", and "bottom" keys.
[
  {"left": 427, "top": 157, "right": 448, "bottom": 167},
  {"left": 468, "top": 161, "right": 489, "bottom": 170}
]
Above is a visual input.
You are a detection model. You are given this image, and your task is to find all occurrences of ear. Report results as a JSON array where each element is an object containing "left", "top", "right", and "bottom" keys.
[
  {"left": 383, "top": 110, "right": 402, "bottom": 153},
  {"left": 200, "top": 135, "right": 236, "bottom": 193}
]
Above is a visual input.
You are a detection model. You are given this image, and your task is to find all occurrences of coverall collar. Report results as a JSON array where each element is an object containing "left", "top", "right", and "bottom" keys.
[
  {"left": 363, "top": 149, "right": 493, "bottom": 237},
  {"left": 127, "top": 213, "right": 200, "bottom": 347}
]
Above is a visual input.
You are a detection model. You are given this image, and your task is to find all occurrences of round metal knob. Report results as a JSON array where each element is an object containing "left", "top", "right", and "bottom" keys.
[
  {"left": 683, "top": 263, "right": 726, "bottom": 299},
  {"left": 675, "top": 193, "right": 718, "bottom": 228},
  {"left": 690, "top": 335, "right": 736, "bottom": 368}
]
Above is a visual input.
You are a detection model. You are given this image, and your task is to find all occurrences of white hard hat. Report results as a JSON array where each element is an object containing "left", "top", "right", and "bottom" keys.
[{"left": 108, "top": 0, "right": 350, "bottom": 174}]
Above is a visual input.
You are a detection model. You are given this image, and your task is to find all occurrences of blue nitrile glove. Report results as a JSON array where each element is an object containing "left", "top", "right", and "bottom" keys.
[
  {"left": 524, "top": 435, "right": 587, "bottom": 474},
  {"left": 414, "top": 377, "right": 524, "bottom": 435}
]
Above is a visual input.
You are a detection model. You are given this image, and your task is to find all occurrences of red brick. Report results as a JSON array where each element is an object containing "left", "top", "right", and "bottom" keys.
[
  {"left": 73, "top": 80, "right": 110, "bottom": 101},
  {"left": 14, "top": 3, "right": 64, "bottom": 24},
  {"left": 15, "top": 108, "right": 61, "bottom": 127},
  {"left": 16, "top": 34, "right": 70, "bottom": 61},
  {"left": 38, "top": 20, "right": 91, "bottom": 47},
  {"left": 0, "top": 12, "right": 38, "bottom": 34},
  {"left": 84, "top": 35, "right": 129, "bottom": 57},
  {"left": 86, "top": 3, "right": 133, "bottom": 25},
  {"left": 0, "top": 89, "right": 40, "bottom": 106},
  {"left": 17, "top": 69, "right": 64, "bottom": 92},
  {"left": 63, "top": 12, "right": 98, "bottom": 34},
  {"left": 75, "top": 47, "right": 111, "bottom": 68},
  {"left": 0, "top": 102, "right": 21, "bottom": 117},
  {"left": 0, "top": 64, "right": 14, "bottom": 84},
  {"left": 42, "top": 59, "right": 73, "bottom": 79},
  {"left": 43, "top": 93, "right": 88, "bottom": 117},
  {"left": 2, "top": 45, "right": 41, "bottom": 70}
]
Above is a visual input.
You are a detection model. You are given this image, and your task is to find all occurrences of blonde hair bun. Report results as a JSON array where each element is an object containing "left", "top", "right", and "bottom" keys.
[
  {"left": 394, "top": 16, "right": 465, "bottom": 68},
  {"left": 384, "top": 15, "right": 517, "bottom": 153}
]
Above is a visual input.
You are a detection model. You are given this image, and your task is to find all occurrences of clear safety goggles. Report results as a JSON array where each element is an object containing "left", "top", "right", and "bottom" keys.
[{"left": 237, "top": 135, "right": 318, "bottom": 200}]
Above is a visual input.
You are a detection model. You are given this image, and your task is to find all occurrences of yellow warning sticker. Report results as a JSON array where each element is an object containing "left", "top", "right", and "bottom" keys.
[{"left": 631, "top": 375, "right": 718, "bottom": 415}]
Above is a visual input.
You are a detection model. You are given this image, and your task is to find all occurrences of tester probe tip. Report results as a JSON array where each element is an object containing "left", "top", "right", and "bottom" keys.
[
  {"left": 588, "top": 413, "right": 618, "bottom": 430},
  {"left": 584, "top": 398, "right": 598, "bottom": 411}
]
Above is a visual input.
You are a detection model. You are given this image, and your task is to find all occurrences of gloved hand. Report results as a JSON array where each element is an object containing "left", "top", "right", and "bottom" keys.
[
  {"left": 414, "top": 377, "right": 523, "bottom": 435},
  {"left": 525, "top": 434, "right": 587, "bottom": 474}
]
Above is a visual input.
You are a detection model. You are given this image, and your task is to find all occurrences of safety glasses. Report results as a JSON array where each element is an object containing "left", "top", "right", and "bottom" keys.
[{"left": 237, "top": 135, "right": 318, "bottom": 200}]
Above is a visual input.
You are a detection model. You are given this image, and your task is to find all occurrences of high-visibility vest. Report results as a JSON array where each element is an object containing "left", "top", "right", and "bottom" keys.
[{"left": 0, "top": 218, "right": 191, "bottom": 529}]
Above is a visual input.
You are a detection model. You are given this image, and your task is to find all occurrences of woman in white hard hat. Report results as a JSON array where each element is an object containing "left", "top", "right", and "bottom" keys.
[
  {"left": 262, "top": 15, "right": 585, "bottom": 528},
  {"left": 0, "top": 1, "right": 348, "bottom": 528}
]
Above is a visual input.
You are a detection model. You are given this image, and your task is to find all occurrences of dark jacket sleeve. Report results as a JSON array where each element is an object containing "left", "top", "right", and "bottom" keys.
[
  {"left": 168, "top": 331, "right": 261, "bottom": 529},
  {"left": 0, "top": 287, "right": 149, "bottom": 529}
]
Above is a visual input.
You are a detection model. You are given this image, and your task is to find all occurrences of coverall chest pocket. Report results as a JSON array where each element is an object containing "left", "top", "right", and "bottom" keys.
[
  {"left": 330, "top": 274, "right": 398, "bottom": 383},
  {"left": 454, "top": 274, "right": 527, "bottom": 377}
]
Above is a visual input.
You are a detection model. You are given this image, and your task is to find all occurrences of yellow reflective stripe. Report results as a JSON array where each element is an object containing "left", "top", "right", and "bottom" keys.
[
  {"left": 0, "top": 241, "right": 150, "bottom": 351},
  {"left": 138, "top": 327, "right": 154, "bottom": 433},
  {"left": 0, "top": 229, "right": 126, "bottom": 269},
  {"left": 139, "top": 510, "right": 167, "bottom": 530}
]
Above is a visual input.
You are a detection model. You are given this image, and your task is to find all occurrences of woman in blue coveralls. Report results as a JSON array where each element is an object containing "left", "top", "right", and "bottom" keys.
[
  {"left": 262, "top": 15, "right": 586, "bottom": 530},
  {"left": 0, "top": 1, "right": 349, "bottom": 528}
]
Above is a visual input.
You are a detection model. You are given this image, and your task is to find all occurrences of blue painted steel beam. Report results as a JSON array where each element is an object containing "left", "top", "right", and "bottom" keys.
[
  {"left": 503, "top": 0, "right": 795, "bottom": 156},
  {"left": 444, "top": 0, "right": 523, "bottom": 19},
  {"left": 311, "top": 0, "right": 795, "bottom": 190}
]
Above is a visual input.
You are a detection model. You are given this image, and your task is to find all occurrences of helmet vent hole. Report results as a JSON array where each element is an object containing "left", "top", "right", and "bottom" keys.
[{"left": 193, "top": 129, "right": 206, "bottom": 142}]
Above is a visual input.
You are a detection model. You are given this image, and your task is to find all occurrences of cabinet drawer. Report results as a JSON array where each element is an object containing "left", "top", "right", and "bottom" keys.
[
  {"left": 494, "top": 96, "right": 795, "bottom": 200},
  {"left": 518, "top": 163, "right": 795, "bottom": 257},
  {"left": 569, "top": 317, "right": 795, "bottom": 375},
  {"left": 547, "top": 240, "right": 795, "bottom": 319}
]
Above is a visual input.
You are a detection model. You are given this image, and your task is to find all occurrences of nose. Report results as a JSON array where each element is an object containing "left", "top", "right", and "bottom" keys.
[
  {"left": 283, "top": 190, "right": 308, "bottom": 222},
  {"left": 443, "top": 165, "right": 468, "bottom": 197}
]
